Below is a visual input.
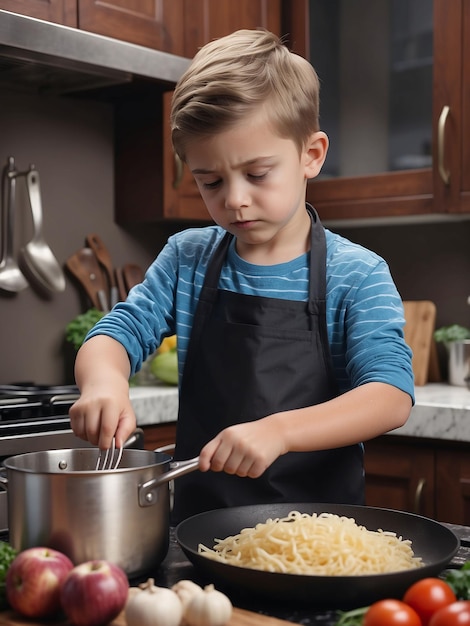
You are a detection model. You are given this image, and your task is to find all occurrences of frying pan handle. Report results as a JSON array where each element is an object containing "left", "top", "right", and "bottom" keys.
[{"left": 138, "top": 457, "right": 200, "bottom": 507}]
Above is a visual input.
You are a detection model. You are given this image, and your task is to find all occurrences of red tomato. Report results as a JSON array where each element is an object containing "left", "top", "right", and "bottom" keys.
[
  {"left": 429, "top": 601, "right": 470, "bottom": 626},
  {"left": 364, "top": 599, "right": 422, "bottom": 626},
  {"left": 403, "top": 578, "right": 457, "bottom": 625}
]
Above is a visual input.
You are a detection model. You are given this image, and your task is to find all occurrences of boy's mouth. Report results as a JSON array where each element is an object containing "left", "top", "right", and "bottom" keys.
[{"left": 232, "top": 220, "right": 257, "bottom": 229}]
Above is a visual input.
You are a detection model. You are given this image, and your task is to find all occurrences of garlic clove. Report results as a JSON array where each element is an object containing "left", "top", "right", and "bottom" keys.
[
  {"left": 183, "top": 583, "right": 232, "bottom": 626},
  {"left": 172, "top": 579, "right": 204, "bottom": 609}
]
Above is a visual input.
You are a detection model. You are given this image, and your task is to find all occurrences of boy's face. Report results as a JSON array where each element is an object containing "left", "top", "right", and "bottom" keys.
[{"left": 185, "top": 109, "right": 327, "bottom": 262}]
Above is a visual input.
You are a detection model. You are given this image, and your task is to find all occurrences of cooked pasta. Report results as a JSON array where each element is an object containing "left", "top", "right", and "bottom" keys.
[{"left": 198, "top": 511, "right": 423, "bottom": 575}]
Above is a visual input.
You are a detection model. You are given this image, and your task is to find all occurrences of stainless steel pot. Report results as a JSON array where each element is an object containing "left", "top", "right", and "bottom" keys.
[{"left": 0, "top": 448, "right": 198, "bottom": 578}]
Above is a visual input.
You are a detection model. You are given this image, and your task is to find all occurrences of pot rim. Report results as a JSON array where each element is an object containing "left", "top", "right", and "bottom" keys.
[{"left": 2, "top": 447, "right": 171, "bottom": 476}]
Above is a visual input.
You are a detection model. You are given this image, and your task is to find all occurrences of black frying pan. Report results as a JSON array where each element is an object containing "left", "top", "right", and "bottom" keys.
[{"left": 176, "top": 503, "right": 459, "bottom": 609}]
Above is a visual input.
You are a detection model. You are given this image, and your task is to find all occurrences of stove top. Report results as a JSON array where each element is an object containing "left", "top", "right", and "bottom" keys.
[
  {"left": 0, "top": 383, "right": 79, "bottom": 399},
  {"left": 0, "top": 383, "right": 80, "bottom": 435}
]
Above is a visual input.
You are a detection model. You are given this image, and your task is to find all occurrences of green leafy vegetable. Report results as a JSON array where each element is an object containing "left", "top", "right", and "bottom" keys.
[
  {"left": 65, "top": 308, "right": 105, "bottom": 351},
  {"left": 445, "top": 562, "right": 470, "bottom": 599},
  {"left": 434, "top": 324, "right": 470, "bottom": 343},
  {"left": 335, "top": 607, "right": 369, "bottom": 626},
  {"left": 0, "top": 541, "right": 17, "bottom": 609}
]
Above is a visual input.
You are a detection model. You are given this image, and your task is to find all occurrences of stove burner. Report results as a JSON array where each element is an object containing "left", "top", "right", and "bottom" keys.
[
  {"left": 0, "top": 383, "right": 80, "bottom": 432},
  {"left": 0, "top": 383, "right": 79, "bottom": 398}
]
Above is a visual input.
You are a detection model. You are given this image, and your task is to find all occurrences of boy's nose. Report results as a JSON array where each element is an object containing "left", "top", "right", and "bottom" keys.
[{"left": 224, "top": 181, "right": 250, "bottom": 210}]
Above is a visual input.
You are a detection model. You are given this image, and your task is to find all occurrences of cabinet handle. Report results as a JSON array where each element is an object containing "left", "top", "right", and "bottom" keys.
[
  {"left": 413, "top": 478, "right": 426, "bottom": 514},
  {"left": 437, "top": 105, "right": 450, "bottom": 186},
  {"left": 173, "top": 153, "right": 184, "bottom": 190}
]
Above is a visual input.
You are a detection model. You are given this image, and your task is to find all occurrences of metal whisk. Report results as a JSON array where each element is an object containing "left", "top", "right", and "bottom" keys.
[{"left": 95, "top": 438, "right": 123, "bottom": 471}]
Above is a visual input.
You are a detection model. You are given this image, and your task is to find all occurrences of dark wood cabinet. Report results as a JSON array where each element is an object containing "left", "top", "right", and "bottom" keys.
[
  {"left": 0, "top": 0, "right": 76, "bottom": 25},
  {"left": 365, "top": 436, "right": 470, "bottom": 525},
  {"left": 182, "top": 0, "right": 280, "bottom": 59},
  {"left": 77, "top": 0, "right": 185, "bottom": 54},
  {"left": 364, "top": 438, "right": 435, "bottom": 518},
  {"left": 436, "top": 449, "right": 470, "bottom": 525},
  {"left": 282, "top": 0, "right": 470, "bottom": 220},
  {"left": 142, "top": 422, "right": 177, "bottom": 451},
  {"left": 79, "top": 0, "right": 280, "bottom": 56},
  {"left": 0, "top": 0, "right": 280, "bottom": 57}
]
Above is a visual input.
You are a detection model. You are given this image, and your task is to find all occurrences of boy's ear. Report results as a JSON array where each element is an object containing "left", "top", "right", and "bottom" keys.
[{"left": 303, "top": 131, "right": 329, "bottom": 180}]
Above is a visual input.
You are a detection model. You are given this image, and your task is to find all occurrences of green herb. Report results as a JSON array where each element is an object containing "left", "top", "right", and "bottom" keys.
[
  {"left": 434, "top": 324, "right": 470, "bottom": 343},
  {"left": 445, "top": 562, "right": 470, "bottom": 599},
  {"left": 335, "top": 606, "right": 369, "bottom": 626},
  {"left": 65, "top": 308, "right": 105, "bottom": 351},
  {"left": 0, "top": 541, "right": 17, "bottom": 609}
]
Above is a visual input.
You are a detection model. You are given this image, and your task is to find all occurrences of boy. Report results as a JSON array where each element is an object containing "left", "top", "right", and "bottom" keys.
[{"left": 70, "top": 29, "right": 414, "bottom": 523}]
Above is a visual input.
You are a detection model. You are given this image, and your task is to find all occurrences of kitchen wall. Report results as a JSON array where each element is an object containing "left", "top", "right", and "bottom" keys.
[
  {"left": 0, "top": 91, "right": 187, "bottom": 384},
  {"left": 1, "top": 91, "right": 469, "bottom": 385}
]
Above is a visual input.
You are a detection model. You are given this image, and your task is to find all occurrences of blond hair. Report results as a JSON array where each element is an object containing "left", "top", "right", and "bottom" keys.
[{"left": 171, "top": 29, "right": 320, "bottom": 160}]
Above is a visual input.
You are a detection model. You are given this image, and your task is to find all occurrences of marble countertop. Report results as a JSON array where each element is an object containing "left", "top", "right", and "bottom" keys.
[
  {"left": 129, "top": 383, "right": 179, "bottom": 426},
  {"left": 129, "top": 382, "right": 470, "bottom": 443},
  {"left": 392, "top": 383, "right": 470, "bottom": 442}
]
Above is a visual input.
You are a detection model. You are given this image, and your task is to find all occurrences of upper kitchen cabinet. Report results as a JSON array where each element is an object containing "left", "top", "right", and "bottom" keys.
[
  {"left": 0, "top": 0, "right": 76, "bottom": 25},
  {"left": 77, "top": 0, "right": 185, "bottom": 54},
  {"left": 182, "top": 0, "right": 281, "bottom": 58},
  {"left": 0, "top": 0, "right": 281, "bottom": 56},
  {"left": 79, "top": 0, "right": 280, "bottom": 56},
  {"left": 283, "top": 0, "right": 470, "bottom": 220},
  {"left": 433, "top": 0, "right": 470, "bottom": 214}
]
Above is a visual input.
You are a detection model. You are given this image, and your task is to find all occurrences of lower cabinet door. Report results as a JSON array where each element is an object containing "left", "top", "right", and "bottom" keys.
[{"left": 364, "top": 437, "right": 435, "bottom": 518}]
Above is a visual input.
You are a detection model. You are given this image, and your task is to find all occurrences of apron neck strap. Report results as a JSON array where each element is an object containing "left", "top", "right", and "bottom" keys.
[{"left": 201, "top": 204, "right": 327, "bottom": 311}]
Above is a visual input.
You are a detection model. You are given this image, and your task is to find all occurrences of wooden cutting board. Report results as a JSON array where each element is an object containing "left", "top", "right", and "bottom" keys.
[
  {"left": 0, "top": 607, "right": 297, "bottom": 625},
  {"left": 403, "top": 300, "right": 441, "bottom": 386}
]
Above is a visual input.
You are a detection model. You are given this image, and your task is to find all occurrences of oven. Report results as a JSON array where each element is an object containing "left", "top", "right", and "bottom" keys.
[{"left": 0, "top": 383, "right": 144, "bottom": 535}]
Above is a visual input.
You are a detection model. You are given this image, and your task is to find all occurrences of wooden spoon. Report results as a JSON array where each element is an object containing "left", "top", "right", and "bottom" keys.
[
  {"left": 115, "top": 266, "right": 127, "bottom": 300},
  {"left": 122, "top": 263, "right": 145, "bottom": 293},
  {"left": 65, "top": 248, "right": 108, "bottom": 311},
  {"left": 86, "top": 233, "right": 119, "bottom": 307}
]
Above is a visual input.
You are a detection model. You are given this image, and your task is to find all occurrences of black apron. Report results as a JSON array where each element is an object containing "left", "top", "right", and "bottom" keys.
[{"left": 172, "top": 206, "right": 364, "bottom": 524}]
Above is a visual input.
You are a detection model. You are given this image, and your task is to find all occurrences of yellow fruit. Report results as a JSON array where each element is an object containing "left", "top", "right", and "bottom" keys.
[{"left": 157, "top": 335, "right": 177, "bottom": 354}]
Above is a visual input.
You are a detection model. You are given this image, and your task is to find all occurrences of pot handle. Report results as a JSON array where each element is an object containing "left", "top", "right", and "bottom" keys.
[
  {"left": 0, "top": 469, "right": 7, "bottom": 491},
  {"left": 138, "top": 457, "right": 200, "bottom": 507}
]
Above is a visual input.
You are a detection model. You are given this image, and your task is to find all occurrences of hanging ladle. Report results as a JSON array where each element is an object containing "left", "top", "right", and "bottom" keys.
[
  {"left": 0, "top": 157, "right": 28, "bottom": 293},
  {"left": 20, "top": 166, "right": 66, "bottom": 293}
]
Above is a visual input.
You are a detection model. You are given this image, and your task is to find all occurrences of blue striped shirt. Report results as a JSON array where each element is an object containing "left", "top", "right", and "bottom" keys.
[{"left": 88, "top": 224, "right": 414, "bottom": 401}]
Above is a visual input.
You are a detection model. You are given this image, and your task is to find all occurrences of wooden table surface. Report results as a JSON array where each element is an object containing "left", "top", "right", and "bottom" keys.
[{"left": 0, "top": 606, "right": 297, "bottom": 625}]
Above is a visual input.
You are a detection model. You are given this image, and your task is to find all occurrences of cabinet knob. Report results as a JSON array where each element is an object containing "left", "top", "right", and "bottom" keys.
[{"left": 438, "top": 105, "right": 450, "bottom": 186}]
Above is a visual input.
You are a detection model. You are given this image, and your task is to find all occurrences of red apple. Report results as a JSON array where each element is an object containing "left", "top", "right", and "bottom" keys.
[
  {"left": 60, "top": 560, "right": 129, "bottom": 626},
  {"left": 5, "top": 546, "right": 74, "bottom": 618}
]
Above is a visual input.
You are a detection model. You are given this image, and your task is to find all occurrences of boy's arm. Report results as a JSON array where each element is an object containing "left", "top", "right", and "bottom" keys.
[
  {"left": 199, "top": 382, "right": 412, "bottom": 478},
  {"left": 69, "top": 335, "right": 137, "bottom": 450}
]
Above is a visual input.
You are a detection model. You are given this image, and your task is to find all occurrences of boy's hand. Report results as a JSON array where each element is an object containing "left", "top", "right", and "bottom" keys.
[
  {"left": 69, "top": 386, "right": 136, "bottom": 450},
  {"left": 198, "top": 416, "right": 287, "bottom": 478}
]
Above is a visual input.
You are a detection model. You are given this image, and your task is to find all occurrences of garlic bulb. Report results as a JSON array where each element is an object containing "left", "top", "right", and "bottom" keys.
[
  {"left": 125, "top": 578, "right": 183, "bottom": 626},
  {"left": 183, "top": 584, "right": 232, "bottom": 626},
  {"left": 171, "top": 580, "right": 203, "bottom": 610}
]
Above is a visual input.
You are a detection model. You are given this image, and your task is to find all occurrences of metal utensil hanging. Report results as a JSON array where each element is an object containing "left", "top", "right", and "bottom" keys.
[
  {"left": 0, "top": 157, "right": 28, "bottom": 293},
  {"left": 20, "top": 166, "right": 66, "bottom": 293}
]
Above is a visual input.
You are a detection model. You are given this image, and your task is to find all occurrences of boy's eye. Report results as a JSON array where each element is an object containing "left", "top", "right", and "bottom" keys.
[
  {"left": 248, "top": 172, "right": 268, "bottom": 182},
  {"left": 201, "top": 179, "right": 222, "bottom": 189}
]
